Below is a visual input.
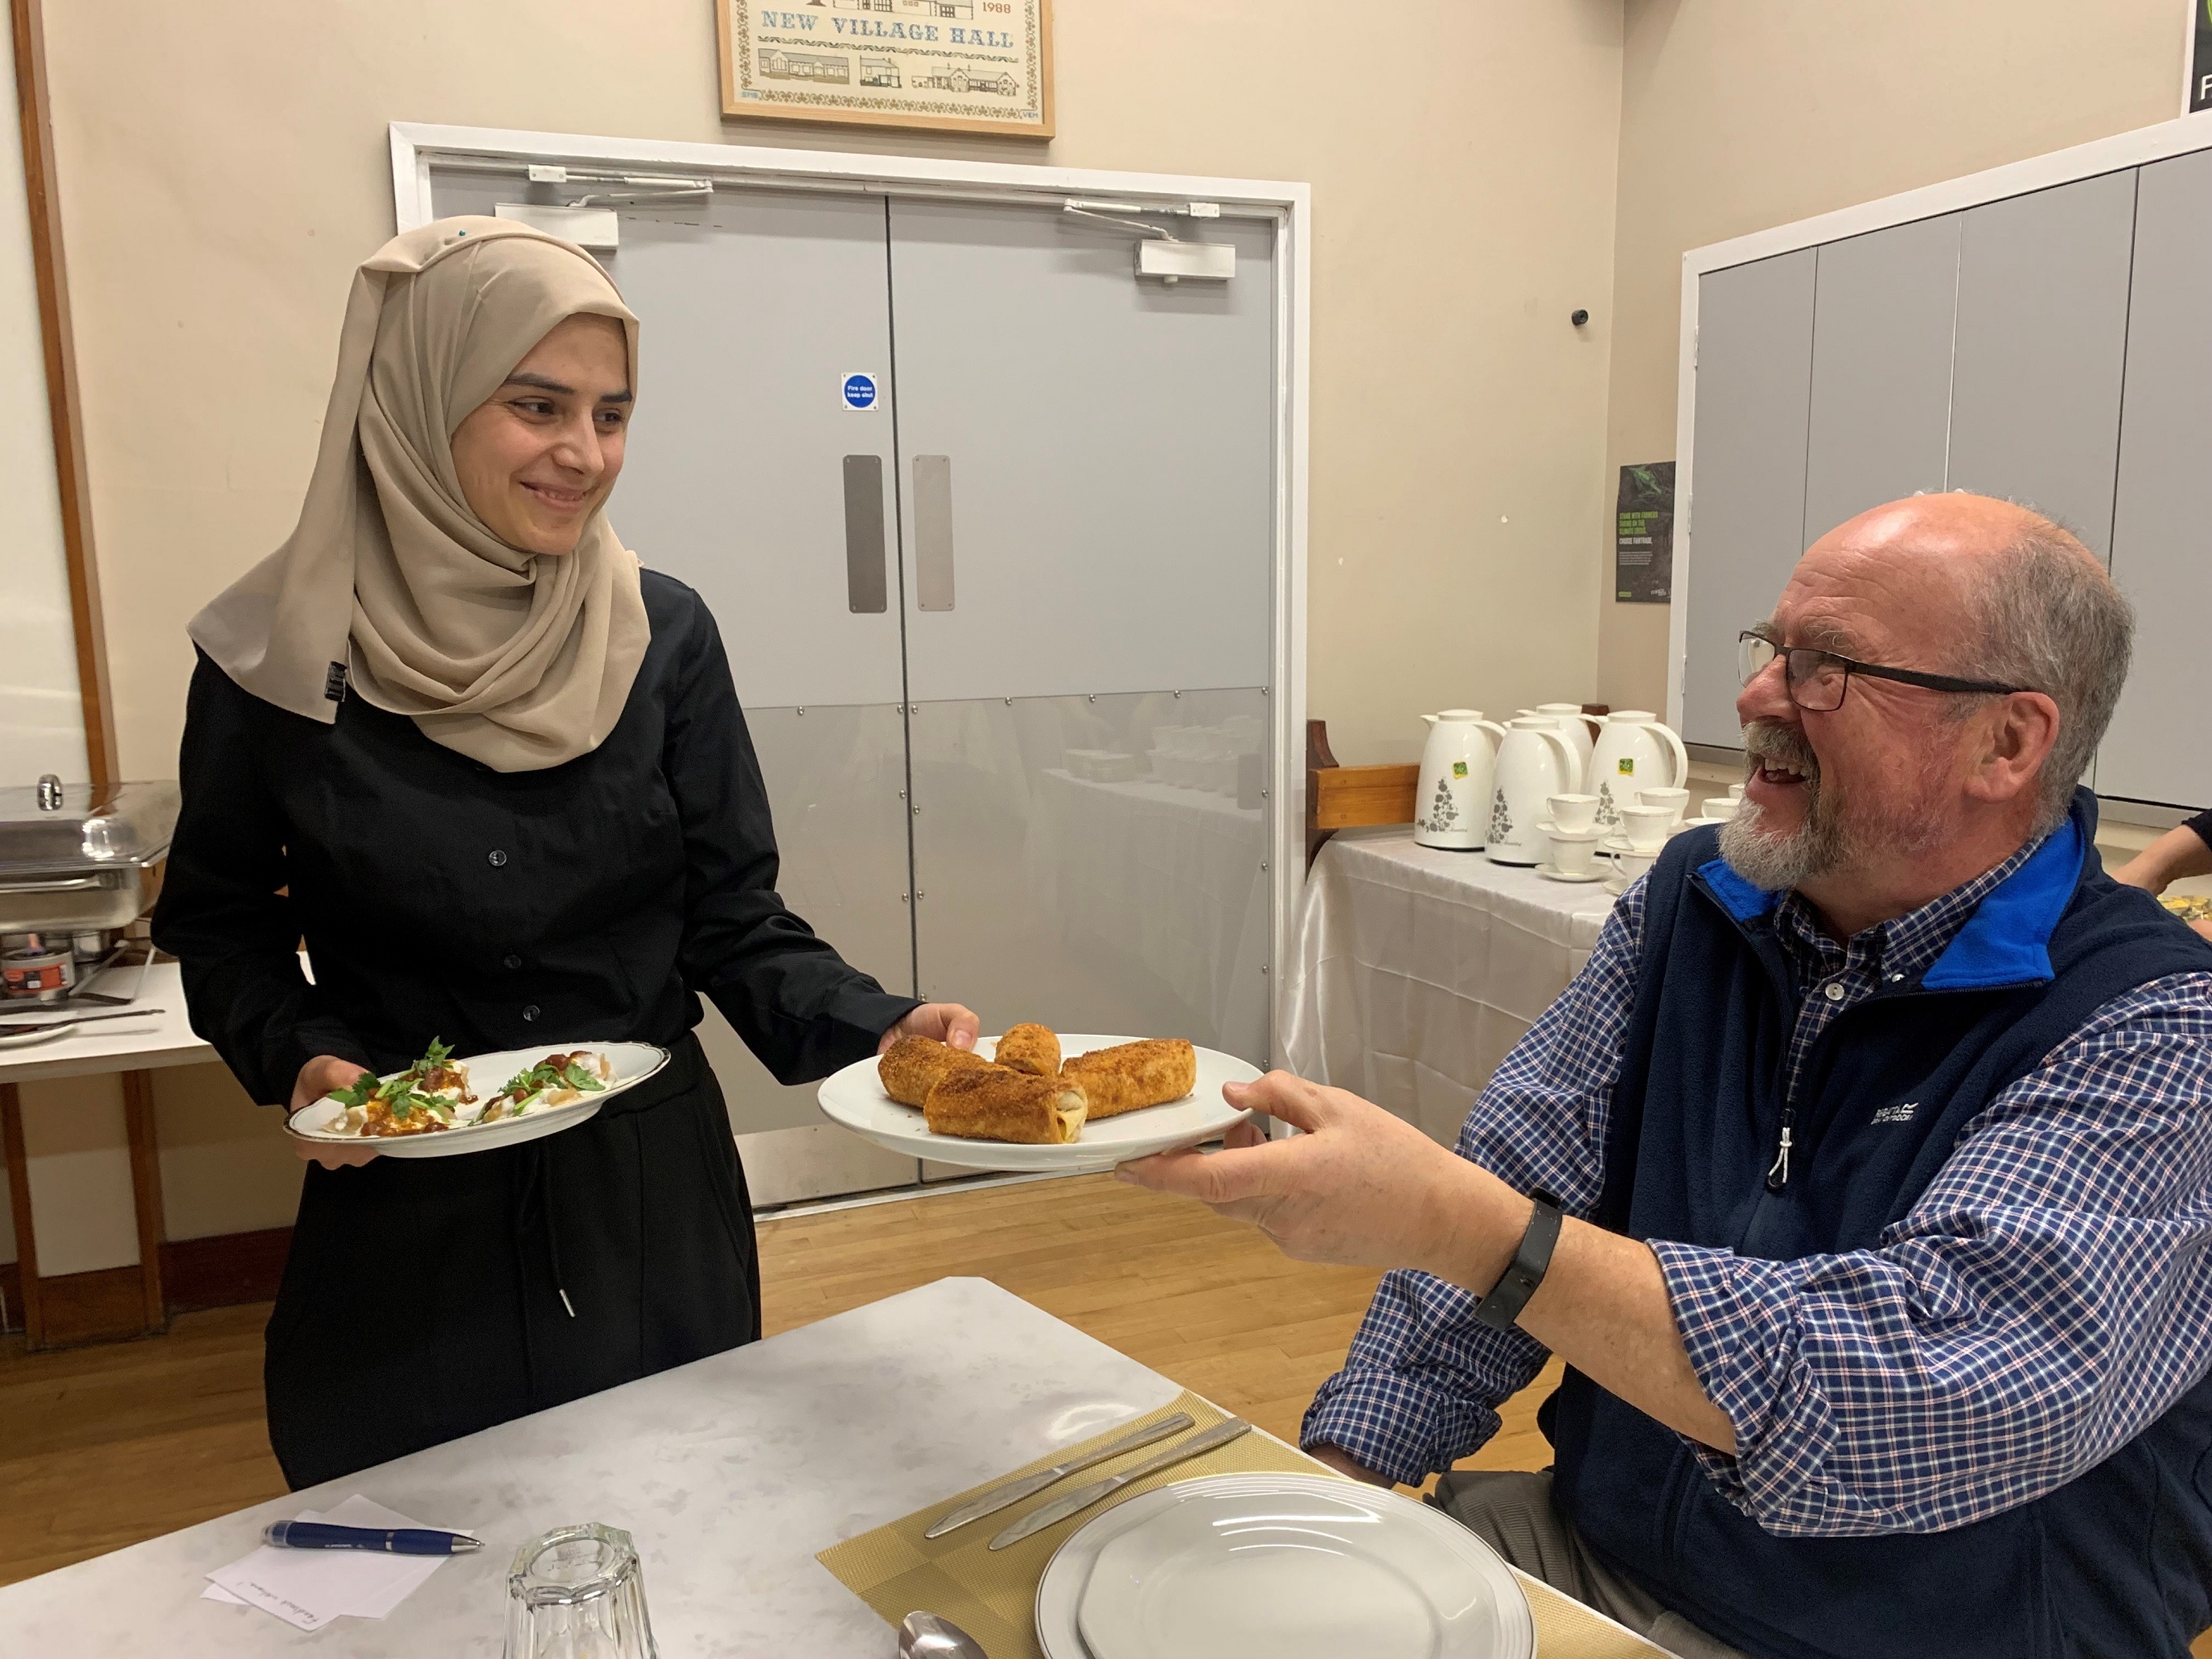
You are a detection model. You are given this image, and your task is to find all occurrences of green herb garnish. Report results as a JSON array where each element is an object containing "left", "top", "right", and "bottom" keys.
[{"left": 326, "top": 1072, "right": 379, "bottom": 1109}]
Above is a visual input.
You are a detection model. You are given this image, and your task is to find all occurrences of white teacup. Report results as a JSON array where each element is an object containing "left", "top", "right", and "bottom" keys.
[
  {"left": 1636, "top": 785, "right": 1689, "bottom": 825},
  {"left": 1546, "top": 824, "right": 1603, "bottom": 877},
  {"left": 1615, "top": 846, "right": 1659, "bottom": 883},
  {"left": 1548, "top": 792, "right": 1600, "bottom": 834},
  {"left": 1671, "top": 815, "right": 1723, "bottom": 836},
  {"left": 1618, "top": 805, "right": 1674, "bottom": 853},
  {"left": 1728, "top": 781, "right": 1746, "bottom": 800},
  {"left": 1701, "top": 796, "right": 1741, "bottom": 820}
]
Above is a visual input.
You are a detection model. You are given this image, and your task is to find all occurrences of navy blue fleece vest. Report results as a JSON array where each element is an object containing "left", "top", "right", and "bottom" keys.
[{"left": 1548, "top": 791, "right": 2212, "bottom": 1659}]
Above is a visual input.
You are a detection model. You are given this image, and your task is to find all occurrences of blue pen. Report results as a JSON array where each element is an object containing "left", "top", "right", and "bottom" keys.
[{"left": 261, "top": 1521, "right": 482, "bottom": 1554}]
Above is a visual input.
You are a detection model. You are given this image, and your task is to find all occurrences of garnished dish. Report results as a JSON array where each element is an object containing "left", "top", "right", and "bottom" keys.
[
  {"left": 480, "top": 1049, "right": 615, "bottom": 1122},
  {"left": 322, "top": 1038, "right": 480, "bottom": 1138},
  {"left": 286, "top": 1039, "right": 670, "bottom": 1159},
  {"left": 319, "top": 1040, "right": 611, "bottom": 1138}
]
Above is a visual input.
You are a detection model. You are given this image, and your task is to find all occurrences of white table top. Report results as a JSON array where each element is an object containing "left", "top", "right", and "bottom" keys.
[
  {"left": 0, "top": 1277, "right": 1186, "bottom": 1657},
  {"left": 1314, "top": 825, "right": 1620, "bottom": 948},
  {"left": 0, "top": 961, "right": 215, "bottom": 1085}
]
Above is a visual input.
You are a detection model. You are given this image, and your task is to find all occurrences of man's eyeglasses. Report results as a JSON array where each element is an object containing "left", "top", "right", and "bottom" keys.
[{"left": 1736, "top": 629, "right": 2029, "bottom": 714}]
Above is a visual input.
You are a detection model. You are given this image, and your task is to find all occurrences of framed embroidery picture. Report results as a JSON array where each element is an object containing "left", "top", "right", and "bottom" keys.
[{"left": 719, "top": 0, "right": 1055, "bottom": 138}]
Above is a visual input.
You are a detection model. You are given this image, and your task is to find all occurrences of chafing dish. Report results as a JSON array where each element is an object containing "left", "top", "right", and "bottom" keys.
[{"left": 0, "top": 776, "right": 179, "bottom": 936}]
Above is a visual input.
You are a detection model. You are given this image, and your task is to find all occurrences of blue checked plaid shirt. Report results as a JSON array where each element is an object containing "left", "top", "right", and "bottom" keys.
[{"left": 1302, "top": 841, "right": 2212, "bottom": 1537}]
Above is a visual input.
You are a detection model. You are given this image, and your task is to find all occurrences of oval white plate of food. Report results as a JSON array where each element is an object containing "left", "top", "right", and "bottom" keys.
[
  {"left": 285, "top": 1040, "right": 670, "bottom": 1159},
  {"left": 816, "top": 1033, "right": 1259, "bottom": 1172}
]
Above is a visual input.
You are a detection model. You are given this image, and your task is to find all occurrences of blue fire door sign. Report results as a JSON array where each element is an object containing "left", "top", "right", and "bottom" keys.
[{"left": 842, "top": 373, "right": 879, "bottom": 410}]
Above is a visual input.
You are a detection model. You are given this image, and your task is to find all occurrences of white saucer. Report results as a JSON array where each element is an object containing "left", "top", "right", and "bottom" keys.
[
  {"left": 1534, "top": 818, "right": 1601, "bottom": 839},
  {"left": 1536, "top": 862, "right": 1606, "bottom": 883}
]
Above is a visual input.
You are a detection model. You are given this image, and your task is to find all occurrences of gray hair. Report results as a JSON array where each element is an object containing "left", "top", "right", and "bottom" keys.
[{"left": 1951, "top": 514, "right": 2132, "bottom": 834}]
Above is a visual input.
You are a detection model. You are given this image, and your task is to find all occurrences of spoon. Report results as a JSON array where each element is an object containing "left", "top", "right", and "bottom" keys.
[{"left": 898, "top": 1610, "right": 987, "bottom": 1658}]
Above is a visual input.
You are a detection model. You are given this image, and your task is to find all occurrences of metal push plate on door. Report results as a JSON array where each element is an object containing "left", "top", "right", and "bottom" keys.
[
  {"left": 915, "top": 455, "right": 955, "bottom": 611},
  {"left": 842, "top": 455, "right": 888, "bottom": 613}
]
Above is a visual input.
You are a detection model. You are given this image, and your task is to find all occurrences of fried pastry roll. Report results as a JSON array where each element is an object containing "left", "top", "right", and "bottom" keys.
[
  {"left": 878, "top": 1035, "right": 997, "bottom": 1108},
  {"left": 923, "top": 1068, "right": 1088, "bottom": 1144},
  {"left": 1059, "top": 1039, "right": 1198, "bottom": 1119},
  {"left": 993, "top": 1023, "right": 1062, "bottom": 1077}
]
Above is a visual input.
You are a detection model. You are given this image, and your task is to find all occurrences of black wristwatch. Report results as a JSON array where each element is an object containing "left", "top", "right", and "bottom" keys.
[{"left": 1473, "top": 1190, "right": 1564, "bottom": 1332}]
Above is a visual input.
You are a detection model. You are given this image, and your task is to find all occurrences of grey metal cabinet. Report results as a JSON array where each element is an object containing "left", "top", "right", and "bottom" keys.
[
  {"left": 1800, "top": 215, "right": 1961, "bottom": 548},
  {"left": 1947, "top": 171, "right": 2137, "bottom": 557},
  {"left": 1679, "top": 250, "right": 1815, "bottom": 748},
  {"left": 2100, "top": 150, "right": 2212, "bottom": 808}
]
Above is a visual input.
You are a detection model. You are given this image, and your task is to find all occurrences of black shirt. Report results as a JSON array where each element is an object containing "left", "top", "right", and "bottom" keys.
[{"left": 154, "top": 570, "right": 915, "bottom": 1104}]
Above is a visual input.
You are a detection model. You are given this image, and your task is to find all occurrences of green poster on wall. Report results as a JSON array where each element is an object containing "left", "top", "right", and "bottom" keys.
[
  {"left": 2194, "top": 0, "right": 2212, "bottom": 112},
  {"left": 1614, "top": 462, "right": 1675, "bottom": 604}
]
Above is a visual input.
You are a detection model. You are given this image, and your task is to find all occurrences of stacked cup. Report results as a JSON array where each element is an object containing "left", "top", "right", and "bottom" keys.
[
  {"left": 1541, "top": 793, "right": 1604, "bottom": 879},
  {"left": 1605, "top": 784, "right": 1687, "bottom": 891}
]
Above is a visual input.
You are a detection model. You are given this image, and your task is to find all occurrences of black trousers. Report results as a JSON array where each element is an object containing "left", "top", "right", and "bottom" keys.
[{"left": 264, "top": 1037, "right": 759, "bottom": 1490}]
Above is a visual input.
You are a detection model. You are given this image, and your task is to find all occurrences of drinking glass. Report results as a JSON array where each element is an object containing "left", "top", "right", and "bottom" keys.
[{"left": 504, "top": 1522, "right": 659, "bottom": 1659}]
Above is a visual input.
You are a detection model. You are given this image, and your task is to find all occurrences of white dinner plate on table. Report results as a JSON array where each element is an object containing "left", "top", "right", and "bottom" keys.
[
  {"left": 815, "top": 1033, "right": 1258, "bottom": 1172},
  {"left": 1035, "top": 1472, "right": 1532, "bottom": 1659},
  {"left": 284, "top": 1040, "right": 669, "bottom": 1159}
]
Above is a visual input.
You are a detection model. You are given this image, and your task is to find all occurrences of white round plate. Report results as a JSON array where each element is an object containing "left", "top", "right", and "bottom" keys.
[
  {"left": 284, "top": 1040, "right": 670, "bottom": 1159},
  {"left": 1036, "top": 1473, "right": 1532, "bottom": 1659},
  {"left": 816, "top": 1034, "right": 1259, "bottom": 1172},
  {"left": 1536, "top": 862, "right": 1606, "bottom": 883}
]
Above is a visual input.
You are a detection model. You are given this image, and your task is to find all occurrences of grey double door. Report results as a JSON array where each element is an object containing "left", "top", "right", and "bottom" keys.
[{"left": 428, "top": 171, "right": 1277, "bottom": 1198}]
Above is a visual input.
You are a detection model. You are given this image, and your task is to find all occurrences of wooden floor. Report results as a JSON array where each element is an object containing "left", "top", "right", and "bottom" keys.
[
  {"left": 0, "top": 1172, "right": 1555, "bottom": 1589},
  {"left": 15, "top": 1172, "right": 2203, "bottom": 1658}
]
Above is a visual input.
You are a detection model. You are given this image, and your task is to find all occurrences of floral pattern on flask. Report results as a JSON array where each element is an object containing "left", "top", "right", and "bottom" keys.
[
  {"left": 1424, "top": 776, "right": 1461, "bottom": 835},
  {"left": 1490, "top": 788, "right": 1513, "bottom": 846}
]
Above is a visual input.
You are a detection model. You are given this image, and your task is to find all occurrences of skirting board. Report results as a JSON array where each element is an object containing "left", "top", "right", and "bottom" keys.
[{"left": 0, "top": 1227, "right": 293, "bottom": 1343}]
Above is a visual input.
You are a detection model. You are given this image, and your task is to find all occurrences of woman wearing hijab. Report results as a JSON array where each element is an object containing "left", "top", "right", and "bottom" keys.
[{"left": 152, "top": 218, "right": 977, "bottom": 1489}]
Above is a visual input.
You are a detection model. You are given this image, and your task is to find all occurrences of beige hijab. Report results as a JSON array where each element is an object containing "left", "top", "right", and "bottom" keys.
[{"left": 190, "top": 217, "right": 649, "bottom": 772}]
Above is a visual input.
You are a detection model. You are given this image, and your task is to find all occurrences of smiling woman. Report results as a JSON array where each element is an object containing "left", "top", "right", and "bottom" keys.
[
  {"left": 148, "top": 217, "right": 980, "bottom": 1492},
  {"left": 451, "top": 316, "right": 634, "bottom": 556}
]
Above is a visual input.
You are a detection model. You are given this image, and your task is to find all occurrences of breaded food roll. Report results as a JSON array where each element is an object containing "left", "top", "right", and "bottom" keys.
[
  {"left": 878, "top": 1035, "right": 997, "bottom": 1108},
  {"left": 993, "top": 1023, "right": 1062, "bottom": 1077},
  {"left": 923, "top": 1068, "right": 1087, "bottom": 1144},
  {"left": 1059, "top": 1039, "right": 1198, "bottom": 1119}
]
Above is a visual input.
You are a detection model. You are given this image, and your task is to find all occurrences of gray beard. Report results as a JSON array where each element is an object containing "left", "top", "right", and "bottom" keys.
[
  {"left": 1718, "top": 784, "right": 1849, "bottom": 891},
  {"left": 1719, "top": 722, "right": 1948, "bottom": 893}
]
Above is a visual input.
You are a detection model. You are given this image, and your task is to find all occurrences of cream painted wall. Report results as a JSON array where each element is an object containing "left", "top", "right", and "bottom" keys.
[
  {"left": 22, "top": 0, "right": 1625, "bottom": 1256},
  {"left": 0, "top": 14, "right": 86, "bottom": 788},
  {"left": 50, "top": 0, "right": 1624, "bottom": 782},
  {"left": 1597, "top": 0, "right": 2190, "bottom": 718}
]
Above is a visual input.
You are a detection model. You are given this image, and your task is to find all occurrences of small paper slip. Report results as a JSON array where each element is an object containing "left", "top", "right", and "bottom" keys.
[{"left": 203, "top": 1494, "right": 458, "bottom": 1632}]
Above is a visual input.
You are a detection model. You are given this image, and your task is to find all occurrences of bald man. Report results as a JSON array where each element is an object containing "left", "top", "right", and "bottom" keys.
[{"left": 1123, "top": 496, "right": 2212, "bottom": 1659}]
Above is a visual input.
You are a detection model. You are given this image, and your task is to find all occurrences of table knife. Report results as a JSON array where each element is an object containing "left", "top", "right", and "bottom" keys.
[
  {"left": 0, "top": 1006, "right": 165, "bottom": 1035},
  {"left": 925, "top": 1411, "right": 1197, "bottom": 1539},
  {"left": 989, "top": 1416, "right": 1251, "bottom": 1550}
]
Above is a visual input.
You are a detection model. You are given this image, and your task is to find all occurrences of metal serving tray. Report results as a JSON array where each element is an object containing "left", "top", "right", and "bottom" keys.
[{"left": 0, "top": 778, "right": 179, "bottom": 934}]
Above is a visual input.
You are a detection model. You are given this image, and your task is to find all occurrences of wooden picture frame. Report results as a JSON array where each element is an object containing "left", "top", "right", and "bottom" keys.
[{"left": 718, "top": 0, "right": 1053, "bottom": 139}]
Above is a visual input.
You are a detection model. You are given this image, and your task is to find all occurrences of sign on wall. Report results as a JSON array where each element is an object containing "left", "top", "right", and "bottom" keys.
[
  {"left": 1614, "top": 462, "right": 1675, "bottom": 604},
  {"left": 720, "top": 0, "right": 1054, "bottom": 138},
  {"left": 2193, "top": 0, "right": 2212, "bottom": 113}
]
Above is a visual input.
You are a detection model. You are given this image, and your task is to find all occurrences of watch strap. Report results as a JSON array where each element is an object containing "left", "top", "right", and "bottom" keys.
[{"left": 1473, "top": 1190, "right": 1564, "bottom": 1332}]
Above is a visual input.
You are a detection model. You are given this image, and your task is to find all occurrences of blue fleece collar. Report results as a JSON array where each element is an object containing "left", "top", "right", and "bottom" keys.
[
  {"left": 1695, "top": 805, "right": 2087, "bottom": 992},
  {"left": 1918, "top": 813, "right": 2082, "bottom": 990}
]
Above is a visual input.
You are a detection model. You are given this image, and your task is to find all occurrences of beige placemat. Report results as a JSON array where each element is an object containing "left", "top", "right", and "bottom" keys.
[{"left": 816, "top": 1387, "right": 1666, "bottom": 1658}]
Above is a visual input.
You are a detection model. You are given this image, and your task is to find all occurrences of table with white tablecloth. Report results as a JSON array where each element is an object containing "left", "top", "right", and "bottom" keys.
[{"left": 1281, "top": 826, "right": 1619, "bottom": 1145}]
